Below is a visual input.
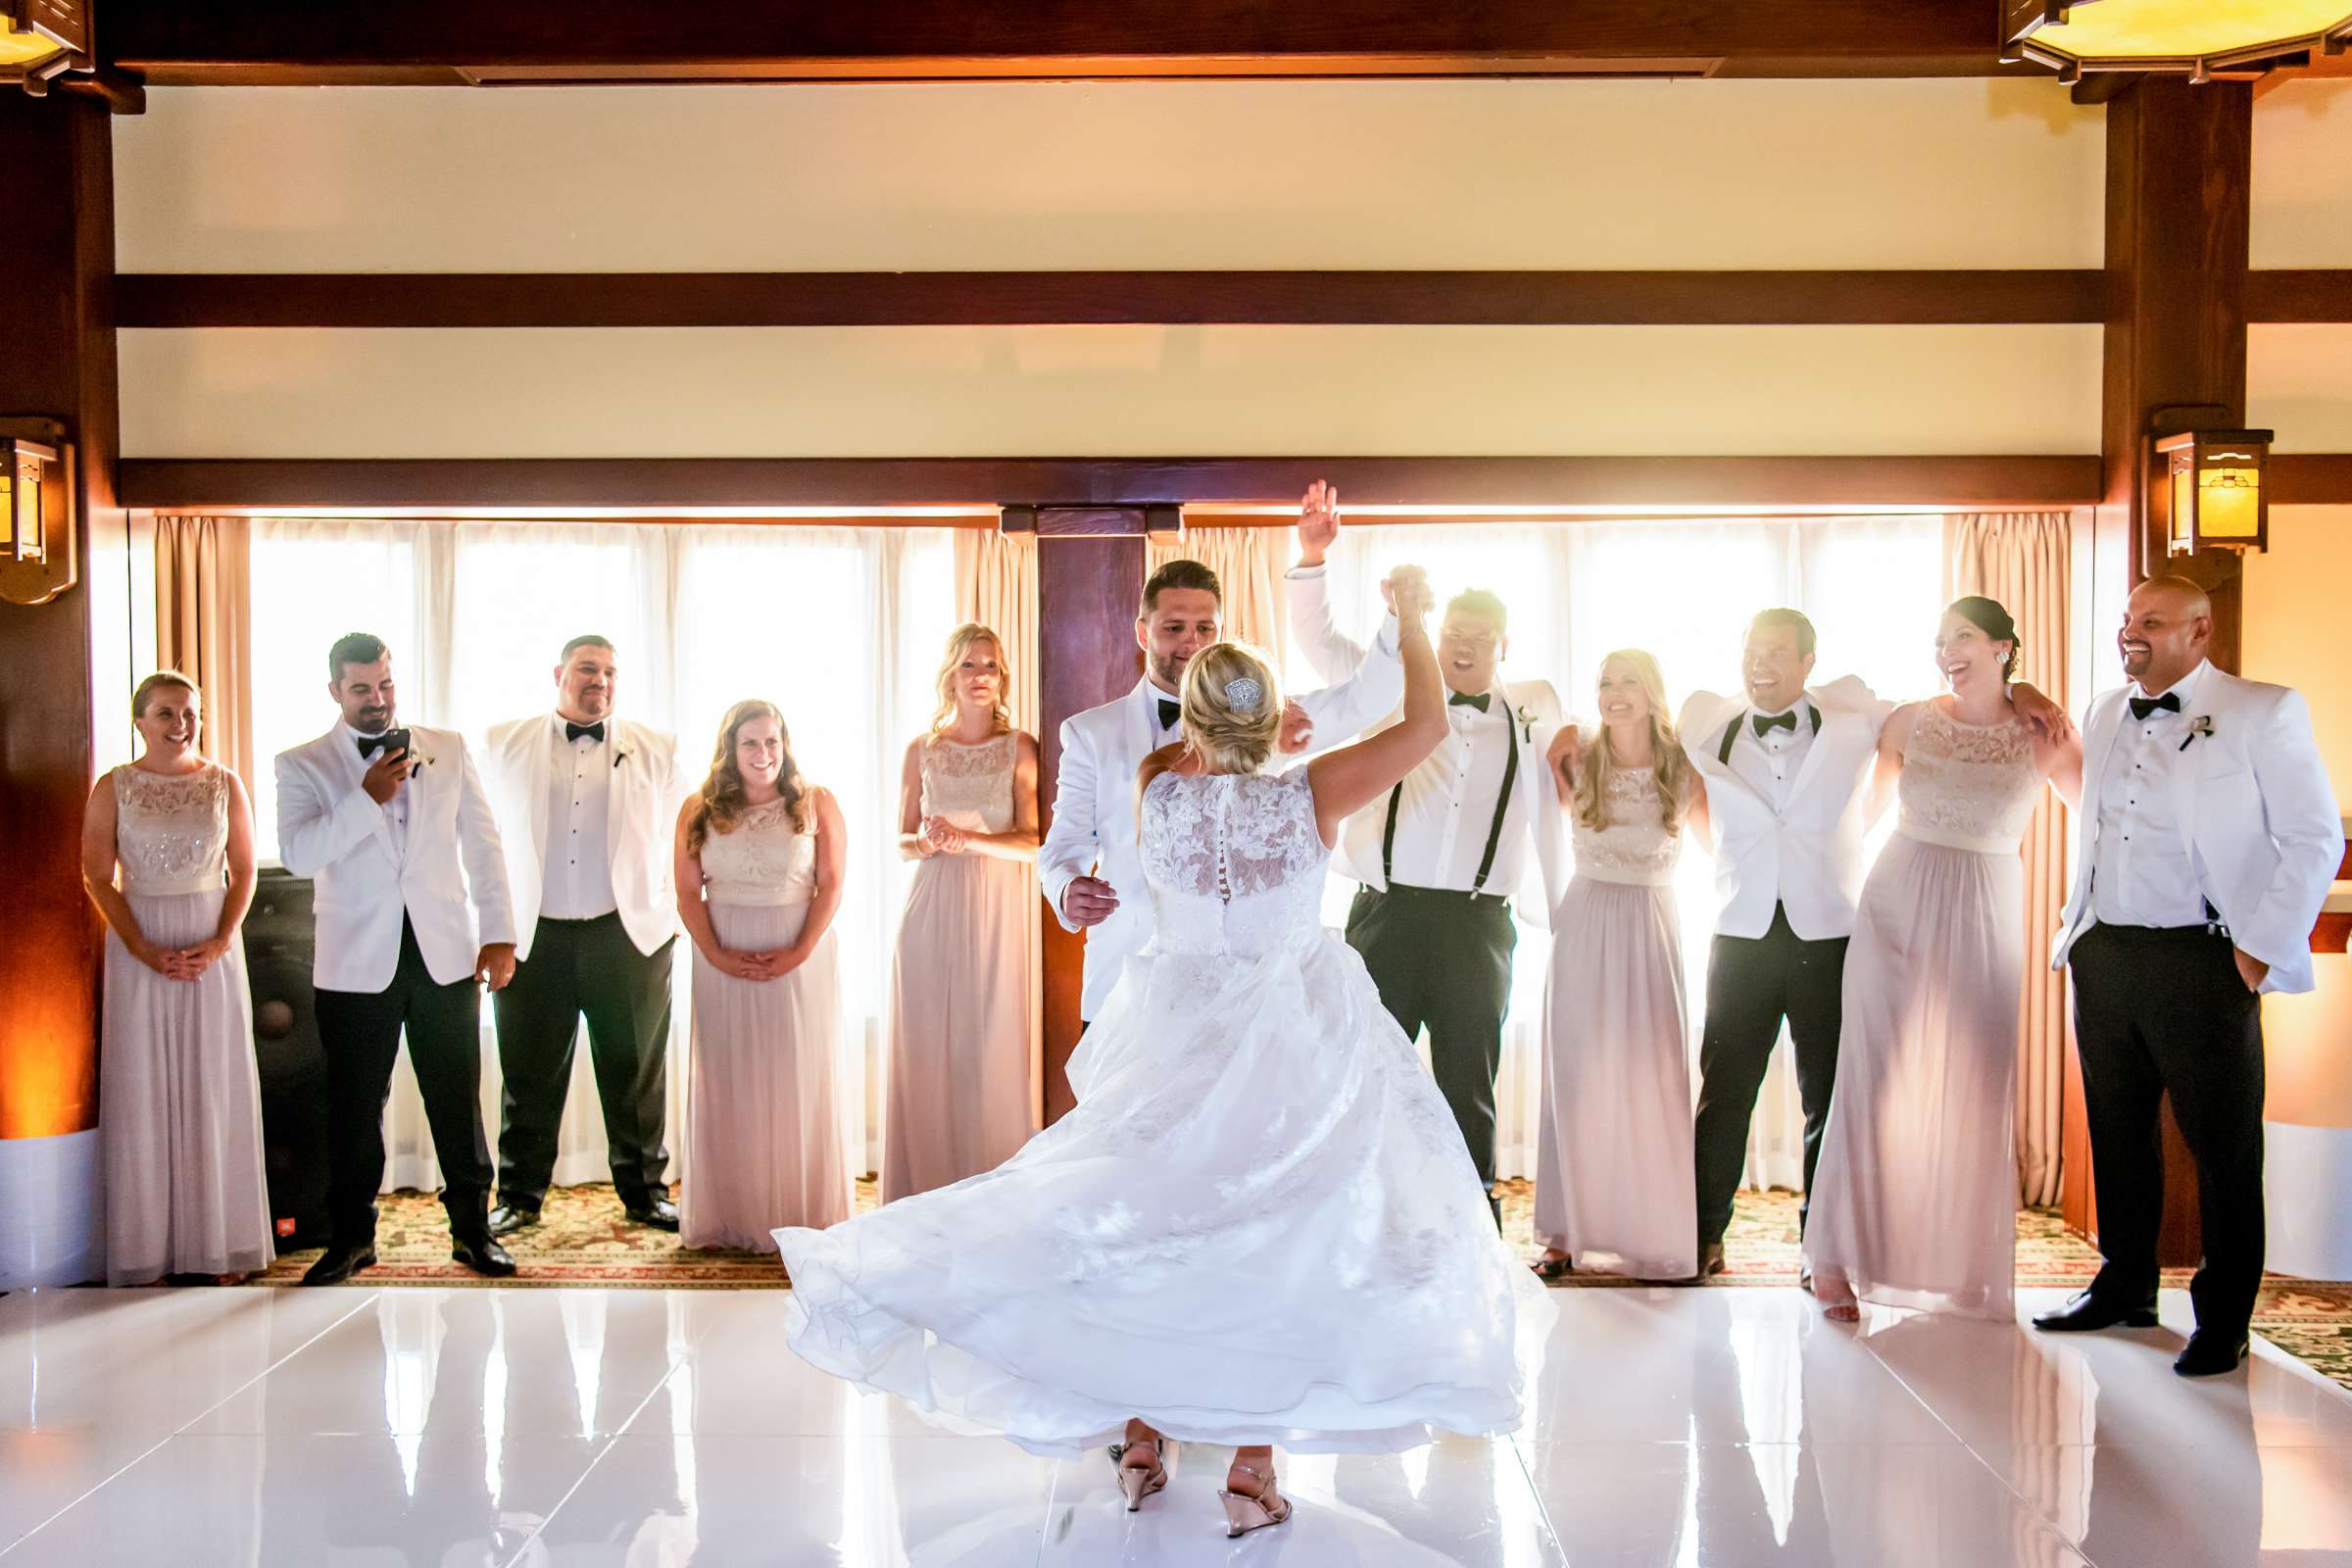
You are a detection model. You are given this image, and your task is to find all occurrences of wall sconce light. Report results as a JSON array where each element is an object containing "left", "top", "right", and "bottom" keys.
[
  {"left": 2153, "top": 425, "right": 2274, "bottom": 558},
  {"left": 0, "top": 417, "right": 78, "bottom": 606}
]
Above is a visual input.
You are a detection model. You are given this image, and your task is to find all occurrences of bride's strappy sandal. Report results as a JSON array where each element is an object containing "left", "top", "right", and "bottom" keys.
[
  {"left": 1108, "top": 1436, "right": 1168, "bottom": 1511},
  {"left": 1219, "top": 1462, "right": 1294, "bottom": 1538}
]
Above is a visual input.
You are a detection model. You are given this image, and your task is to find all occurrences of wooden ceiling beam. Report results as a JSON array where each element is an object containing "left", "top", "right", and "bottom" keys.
[{"left": 105, "top": 0, "right": 2028, "bottom": 83}]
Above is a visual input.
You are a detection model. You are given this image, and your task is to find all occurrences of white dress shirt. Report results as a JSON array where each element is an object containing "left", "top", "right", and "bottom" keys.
[
  {"left": 1725, "top": 700, "right": 1817, "bottom": 810},
  {"left": 1378, "top": 689, "right": 1531, "bottom": 894},
  {"left": 2090, "top": 660, "right": 2214, "bottom": 930},
  {"left": 540, "top": 714, "right": 620, "bottom": 920},
  {"left": 340, "top": 720, "right": 409, "bottom": 858}
]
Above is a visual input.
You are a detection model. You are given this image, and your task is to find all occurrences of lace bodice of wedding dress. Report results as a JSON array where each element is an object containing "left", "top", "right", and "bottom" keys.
[
  {"left": 113, "top": 763, "right": 229, "bottom": 897},
  {"left": 920, "top": 734, "right": 1015, "bottom": 834},
  {"left": 1138, "top": 766, "right": 1329, "bottom": 957},
  {"left": 1895, "top": 706, "right": 2044, "bottom": 855},
  {"left": 1570, "top": 765, "right": 1682, "bottom": 888},
  {"left": 699, "top": 799, "right": 817, "bottom": 906}
]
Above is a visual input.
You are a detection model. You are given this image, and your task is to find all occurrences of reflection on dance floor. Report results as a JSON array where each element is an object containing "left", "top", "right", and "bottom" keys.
[{"left": 2, "top": 1283, "right": 2349, "bottom": 1564}]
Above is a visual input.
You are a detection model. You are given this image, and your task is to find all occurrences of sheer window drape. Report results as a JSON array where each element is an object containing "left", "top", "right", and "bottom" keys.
[
  {"left": 1300, "top": 514, "right": 1945, "bottom": 1185},
  {"left": 952, "top": 528, "right": 1040, "bottom": 733},
  {"left": 1946, "top": 511, "right": 2073, "bottom": 1206},
  {"left": 152, "top": 515, "right": 256, "bottom": 786},
  {"left": 244, "top": 518, "right": 954, "bottom": 1191}
]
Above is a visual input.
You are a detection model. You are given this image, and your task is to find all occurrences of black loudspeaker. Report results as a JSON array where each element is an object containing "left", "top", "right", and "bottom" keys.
[{"left": 244, "top": 868, "right": 332, "bottom": 1250}]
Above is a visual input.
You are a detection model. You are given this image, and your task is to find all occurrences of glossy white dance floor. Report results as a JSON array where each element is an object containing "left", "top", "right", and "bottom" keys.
[{"left": 3, "top": 1283, "right": 2349, "bottom": 1566}]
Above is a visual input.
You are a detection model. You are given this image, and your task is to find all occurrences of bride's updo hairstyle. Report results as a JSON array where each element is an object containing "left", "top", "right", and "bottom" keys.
[
  {"left": 1947, "top": 595, "right": 2023, "bottom": 684},
  {"left": 1179, "top": 641, "right": 1283, "bottom": 774}
]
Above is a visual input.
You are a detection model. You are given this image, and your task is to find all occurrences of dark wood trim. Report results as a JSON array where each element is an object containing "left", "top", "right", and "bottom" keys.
[
  {"left": 106, "top": 0, "right": 2020, "bottom": 82},
  {"left": 2247, "top": 270, "right": 2352, "bottom": 323},
  {"left": 120, "top": 455, "right": 2105, "bottom": 514},
  {"left": 2273, "top": 455, "right": 2352, "bottom": 506},
  {"left": 113, "top": 270, "right": 2110, "bottom": 329},
  {"left": 2315, "top": 911, "right": 2350, "bottom": 956}
]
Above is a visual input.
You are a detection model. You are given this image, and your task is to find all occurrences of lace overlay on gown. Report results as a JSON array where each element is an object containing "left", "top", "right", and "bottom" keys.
[
  {"left": 698, "top": 800, "right": 816, "bottom": 905},
  {"left": 920, "top": 734, "right": 1015, "bottom": 832},
  {"left": 114, "top": 764, "right": 229, "bottom": 896},
  {"left": 1569, "top": 766, "right": 1682, "bottom": 887},
  {"left": 776, "top": 761, "right": 1551, "bottom": 1456},
  {"left": 1895, "top": 707, "right": 2042, "bottom": 855}
]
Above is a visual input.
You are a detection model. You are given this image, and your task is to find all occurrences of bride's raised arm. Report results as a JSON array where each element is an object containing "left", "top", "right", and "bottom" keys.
[{"left": 1305, "top": 567, "right": 1446, "bottom": 848}]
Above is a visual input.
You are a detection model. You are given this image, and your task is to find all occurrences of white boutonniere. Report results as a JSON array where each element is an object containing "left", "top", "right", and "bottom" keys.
[
  {"left": 2179, "top": 715, "right": 2215, "bottom": 753},
  {"left": 1515, "top": 704, "right": 1536, "bottom": 743}
]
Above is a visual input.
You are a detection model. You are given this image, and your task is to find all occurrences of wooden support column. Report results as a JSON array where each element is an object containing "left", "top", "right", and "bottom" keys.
[
  {"left": 2064, "top": 76, "right": 2254, "bottom": 1262},
  {"left": 1023, "top": 510, "right": 1151, "bottom": 1123},
  {"left": 0, "top": 93, "right": 118, "bottom": 1287}
]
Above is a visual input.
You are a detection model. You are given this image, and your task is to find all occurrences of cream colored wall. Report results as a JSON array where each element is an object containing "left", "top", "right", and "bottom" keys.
[
  {"left": 2246, "top": 79, "right": 2352, "bottom": 1135},
  {"left": 117, "top": 322, "right": 2101, "bottom": 459},
  {"left": 109, "top": 79, "right": 2108, "bottom": 461},
  {"left": 112, "top": 79, "right": 2104, "bottom": 273}
]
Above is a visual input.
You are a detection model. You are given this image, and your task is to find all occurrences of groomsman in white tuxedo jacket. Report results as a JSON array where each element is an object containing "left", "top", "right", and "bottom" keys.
[
  {"left": 1040, "top": 542, "right": 1405, "bottom": 1029},
  {"left": 1286, "top": 485, "right": 1567, "bottom": 1224},
  {"left": 482, "top": 635, "right": 683, "bottom": 1239},
  {"left": 274, "top": 632, "right": 518, "bottom": 1284},
  {"left": 2035, "top": 575, "right": 2342, "bottom": 1377}
]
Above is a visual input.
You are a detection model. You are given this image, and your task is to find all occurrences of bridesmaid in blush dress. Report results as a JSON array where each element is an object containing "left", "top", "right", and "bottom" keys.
[
  {"left": 673, "top": 701, "right": 854, "bottom": 1250},
  {"left": 81, "top": 671, "right": 273, "bottom": 1286},
  {"left": 882, "top": 624, "right": 1042, "bottom": 1201},
  {"left": 1806, "top": 598, "right": 2083, "bottom": 1320},
  {"left": 1532, "top": 650, "right": 1705, "bottom": 1283}
]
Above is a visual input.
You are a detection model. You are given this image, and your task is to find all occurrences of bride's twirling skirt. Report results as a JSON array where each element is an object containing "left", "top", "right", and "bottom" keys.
[{"left": 776, "top": 928, "right": 1553, "bottom": 1455}]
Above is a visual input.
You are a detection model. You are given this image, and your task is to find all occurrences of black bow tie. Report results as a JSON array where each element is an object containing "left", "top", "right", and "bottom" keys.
[
  {"left": 355, "top": 733, "right": 395, "bottom": 760},
  {"left": 2128, "top": 691, "right": 2181, "bottom": 722},
  {"left": 1449, "top": 691, "right": 1492, "bottom": 712},
  {"left": 1156, "top": 698, "right": 1181, "bottom": 730},
  {"left": 1752, "top": 710, "right": 1797, "bottom": 737},
  {"left": 565, "top": 720, "right": 607, "bottom": 743}
]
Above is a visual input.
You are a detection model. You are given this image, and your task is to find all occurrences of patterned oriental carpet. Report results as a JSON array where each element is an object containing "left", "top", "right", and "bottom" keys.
[{"left": 250, "top": 1179, "right": 2352, "bottom": 1394}]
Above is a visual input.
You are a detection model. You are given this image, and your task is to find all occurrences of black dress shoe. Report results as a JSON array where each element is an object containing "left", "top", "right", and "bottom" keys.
[
  {"left": 485, "top": 1203, "right": 540, "bottom": 1239},
  {"left": 623, "top": 1196, "right": 681, "bottom": 1232},
  {"left": 301, "top": 1244, "right": 376, "bottom": 1287},
  {"left": 1690, "top": 1242, "right": 1727, "bottom": 1284},
  {"left": 2032, "top": 1291, "right": 2160, "bottom": 1333},
  {"left": 2174, "top": 1329, "right": 2251, "bottom": 1378},
  {"left": 451, "top": 1235, "right": 517, "bottom": 1278}
]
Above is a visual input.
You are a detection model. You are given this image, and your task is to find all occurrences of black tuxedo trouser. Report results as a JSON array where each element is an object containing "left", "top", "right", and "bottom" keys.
[
  {"left": 2069, "top": 921, "right": 2267, "bottom": 1335},
  {"left": 1691, "top": 903, "right": 1848, "bottom": 1250},
  {"left": 1346, "top": 883, "right": 1517, "bottom": 1189},
  {"left": 491, "top": 913, "right": 675, "bottom": 1212},
  {"left": 313, "top": 915, "right": 493, "bottom": 1248}
]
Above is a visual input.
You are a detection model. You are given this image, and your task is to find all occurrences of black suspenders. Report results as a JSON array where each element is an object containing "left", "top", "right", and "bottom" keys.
[{"left": 1382, "top": 705, "right": 1520, "bottom": 894}]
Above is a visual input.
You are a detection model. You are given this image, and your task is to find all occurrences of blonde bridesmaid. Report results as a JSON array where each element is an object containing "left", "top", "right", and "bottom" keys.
[
  {"left": 80, "top": 671, "right": 273, "bottom": 1286},
  {"left": 882, "top": 625, "right": 1042, "bottom": 1201},
  {"left": 674, "top": 701, "right": 853, "bottom": 1248},
  {"left": 1533, "top": 650, "right": 1704, "bottom": 1283}
]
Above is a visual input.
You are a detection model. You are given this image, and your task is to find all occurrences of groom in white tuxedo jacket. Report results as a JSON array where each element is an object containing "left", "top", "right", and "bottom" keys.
[
  {"left": 482, "top": 635, "right": 683, "bottom": 1238},
  {"left": 1040, "top": 553, "right": 1405, "bottom": 1026},
  {"left": 274, "top": 633, "right": 518, "bottom": 1283},
  {"left": 2035, "top": 576, "right": 2342, "bottom": 1375}
]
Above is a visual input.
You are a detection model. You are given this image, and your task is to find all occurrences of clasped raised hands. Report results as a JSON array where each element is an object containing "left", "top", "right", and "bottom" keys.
[{"left": 1383, "top": 564, "right": 1435, "bottom": 623}]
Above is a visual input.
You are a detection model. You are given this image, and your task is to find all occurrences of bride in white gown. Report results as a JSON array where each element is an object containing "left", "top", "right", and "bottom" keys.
[{"left": 777, "top": 574, "right": 1552, "bottom": 1539}]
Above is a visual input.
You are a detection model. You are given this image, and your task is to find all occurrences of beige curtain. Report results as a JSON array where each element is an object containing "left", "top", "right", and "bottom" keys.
[
  {"left": 951, "top": 527, "right": 1040, "bottom": 734},
  {"left": 1945, "top": 512, "right": 2071, "bottom": 1208},
  {"left": 1149, "top": 524, "right": 1292, "bottom": 674},
  {"left": 154, "top": 514, "right": 256, "bottom": 786}
]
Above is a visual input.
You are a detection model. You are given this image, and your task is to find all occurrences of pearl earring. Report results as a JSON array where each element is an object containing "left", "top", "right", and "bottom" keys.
[{"left": 1998, "top": 651, "right": 2011, "bottom": 665}]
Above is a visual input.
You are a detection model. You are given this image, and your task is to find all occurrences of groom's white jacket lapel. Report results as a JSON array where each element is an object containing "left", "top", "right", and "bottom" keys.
[
  {"left": 2053, "top": 662, "right": 2341, "bottom": 995},
  {"left": 1039, "top": 593, "right": 1405, "bottom": 1020},
  {"left": 275, "top": 722, "right": 517, "bottom": 993},
  {"left": 483, "top": 714, "right": 681, "bottom": 961},
  {"left": 1678, "top": 675, "right": 1892, "bottom": 941}
]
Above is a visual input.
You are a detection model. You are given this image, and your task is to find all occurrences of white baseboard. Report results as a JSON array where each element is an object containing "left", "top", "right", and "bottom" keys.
[{"left": 0, "top": 1129, "right": 103, "bottom": 1290}]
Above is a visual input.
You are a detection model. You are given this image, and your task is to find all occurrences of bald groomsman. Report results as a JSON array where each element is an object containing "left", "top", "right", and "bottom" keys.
[
  {"left": 483, "top": 635, "right": 685, "bottom": 1236},
  {"left": 2037, "top": 576, "right": 2341, "bottom": 1377}
]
